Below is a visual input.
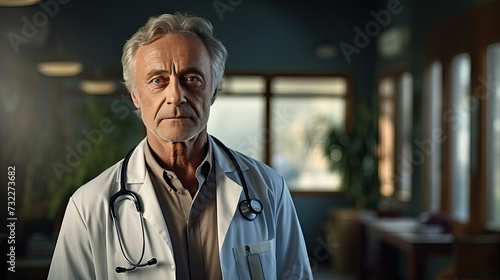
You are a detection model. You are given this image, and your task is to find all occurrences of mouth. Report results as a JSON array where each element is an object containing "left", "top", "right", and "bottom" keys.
[
  {"left": 159, "top": 116, "right": 191, "bottom": 123},
  {"left": 164, "top": 116, "right": 189, "bottom": 120}
]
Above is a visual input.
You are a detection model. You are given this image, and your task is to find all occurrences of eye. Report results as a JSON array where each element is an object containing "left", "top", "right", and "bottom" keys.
[
  {"left": 185, "top": 75, "right": 203, "bottom": 85},
  {"left": 149, "top": 76, "right": 167, "bottom": 87},
  {"left": 152, "top": 77, "right": 164, "bottom": 84}
]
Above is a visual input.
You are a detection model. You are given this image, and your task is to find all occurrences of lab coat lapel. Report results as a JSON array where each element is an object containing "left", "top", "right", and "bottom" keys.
[
  {"left": 210, "top": 136, "right": 248, "bottom": 251},
  {"left": 116, "top": 139, "right": 172, "bottom": 248},
  {"left": 215, "top": 165, "right": 242, "bottom": 251}
]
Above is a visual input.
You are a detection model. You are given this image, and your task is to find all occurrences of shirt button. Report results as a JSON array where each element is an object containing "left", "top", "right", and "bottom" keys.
[{"left": 170, "top": 265, "right": 175, "bottom": 271}]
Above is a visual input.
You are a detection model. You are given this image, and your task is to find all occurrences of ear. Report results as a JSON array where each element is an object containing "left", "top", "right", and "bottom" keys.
[
  {"left": 210, "top": 88, "right": 218, "bottom": 105},
  {"left": 130, "top": 91, "right": 141, "bottom": 109}
]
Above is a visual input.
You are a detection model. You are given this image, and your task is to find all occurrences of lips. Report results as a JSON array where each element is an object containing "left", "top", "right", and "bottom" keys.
[
  {"left": 159, "top": 116, "right": 191, "bottom": 123},
  {"left": 164, "top": 116, "right": 189, "bottom": 119}
]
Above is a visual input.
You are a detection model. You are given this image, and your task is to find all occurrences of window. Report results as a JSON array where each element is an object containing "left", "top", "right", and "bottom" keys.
[
  {"left": 449, "top": 53, "right": 471, "bottom": 223},
  {"left": 209, "top": 96, "right": 265, "bottom": 161},
  {"left": 377, "top": 72, "right": 413, "bottom": 201},
  {"left": 486, "top": 43, "right": 500, "bottom": 230},
  {"left": 423, "top": 0, "right": 500, "bottom": 233},
  {"left": 378, "top": 77, "right": 396, "bottom": 197},
  {"left": 271, "top": 77, "right": 347, "bottom": 191},
  {"left": 423, "top": 61, "right": 443, "bottom": 211},
  {"left": 208, "top": 75, "right": 266, "bottom": 161},
  {"left": 208, "top": 74, "right": 351, "bottom": 192},
  {"left": 396, "top": 72, "right": 413, "bottom": 201}
]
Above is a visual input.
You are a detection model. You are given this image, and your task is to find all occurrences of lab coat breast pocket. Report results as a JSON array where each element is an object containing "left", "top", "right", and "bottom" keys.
[{"left": 233, "top": 238, "right": 276, "bottom": 280}]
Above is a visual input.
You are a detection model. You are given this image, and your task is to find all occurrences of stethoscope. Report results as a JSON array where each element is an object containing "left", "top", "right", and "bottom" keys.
[{"left": 109, "top": 137, "right": 263, "bottom": 273}]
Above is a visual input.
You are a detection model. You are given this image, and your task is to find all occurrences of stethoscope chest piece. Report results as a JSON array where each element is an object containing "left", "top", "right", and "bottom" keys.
[
  {"left": 111, "top": 137, "right": 264, "bottom": 273},
  {"left": 212, "top": 136, "right": 264, "bottom": 222},
  {"left": 239, "top": 198, "right": 263, "bottom": 221}
]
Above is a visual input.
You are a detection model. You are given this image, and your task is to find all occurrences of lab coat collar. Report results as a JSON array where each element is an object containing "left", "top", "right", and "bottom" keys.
[
  {"left": 208, "top": 135, "right": 248, "bottom": 249},
  {"left": 114, "top": 138, "right": 172, "bottom": 247},
  {"left": 116, "top": 136, "right": 250, "bottom": 184},
  {"left": 116, "top": 138, "right": 148, "bottom": 185},
  {"left": 208, "top": 135, "right": 249, "bottom": 174},
  {"left": 114, "top": 136, "right": 248, "bottom": 251}
]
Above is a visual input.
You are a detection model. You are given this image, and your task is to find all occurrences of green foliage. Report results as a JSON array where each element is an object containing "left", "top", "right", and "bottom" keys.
[
  {"left": 46, "top": 95, "right": 144, "bottom": 219},
  {"left": 324, "top": 102, "right": 377, "bottom": 206}
]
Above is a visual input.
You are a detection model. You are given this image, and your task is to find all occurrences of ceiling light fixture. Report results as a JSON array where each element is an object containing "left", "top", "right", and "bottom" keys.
[
  {"left": 79, "top": 80, "right": 117, "bottom": 95},
  {"left": 0, "top": 0, "right": 40, "bottom": 6},
  {"left": 315, "top": 43, "right": 337, "bottom": 60},
  {"left": 37, "top": 60, "right": 83, "bottom": 77}
]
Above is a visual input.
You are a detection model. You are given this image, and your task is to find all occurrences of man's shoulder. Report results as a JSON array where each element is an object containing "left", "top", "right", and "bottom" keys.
[
  {"left": 234, "top": 151, "right": 277, "bottom": 174},
  {"left": 71, "top": 159, "right": 123, "bottom": 208},
  {"left": 231, "top": 150, "right": 285, "bottom": 187}
]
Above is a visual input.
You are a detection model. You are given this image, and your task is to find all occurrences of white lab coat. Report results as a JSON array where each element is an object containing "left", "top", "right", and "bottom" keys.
[{"left": 48, "top": 136, "right": 312, "bottom": 279}]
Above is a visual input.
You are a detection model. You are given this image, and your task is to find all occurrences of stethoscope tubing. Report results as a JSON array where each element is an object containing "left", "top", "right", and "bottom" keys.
[{"left": 110, "top": 137, "right": 262, "bottom": 273}]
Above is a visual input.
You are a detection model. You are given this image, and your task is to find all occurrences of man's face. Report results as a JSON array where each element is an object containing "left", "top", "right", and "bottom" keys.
[{"left": 131, "top": 33, "right": 214, "bottom": 143}]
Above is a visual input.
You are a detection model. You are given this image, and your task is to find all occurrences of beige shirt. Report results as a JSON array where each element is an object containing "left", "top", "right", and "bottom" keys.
[{"left": 144, "top": 141, "right": 222, "bottom": 280}]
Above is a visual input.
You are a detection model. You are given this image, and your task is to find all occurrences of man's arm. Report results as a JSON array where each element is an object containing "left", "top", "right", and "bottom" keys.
[
  {"left": 275, "top": 177, "right": 313, "bottom": 279},
  {"left": 48, "top": 197, "right": 96, "bottom": 280}
]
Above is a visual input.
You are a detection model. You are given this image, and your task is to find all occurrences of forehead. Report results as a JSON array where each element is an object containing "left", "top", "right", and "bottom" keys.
[{"left": 135, "top": 33, "right": 211, "bottom": 73}]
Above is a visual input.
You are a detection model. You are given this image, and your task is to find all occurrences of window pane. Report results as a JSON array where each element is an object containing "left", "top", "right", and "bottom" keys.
[
  {"left": 396, "top": 72, "right": 413, "bottom": 201},
  {"left": 222, "top": 75, "right": 266, "bottom": 94},
  {"left": 424, "top": 61, "right": 443, "bottom": 211},
  {"left": 378, "top": 77, "right": 395, "bottom": 197},
  {"left": 486, "top": 43, "right": 500, "bottom": 230},
  {"left": 450, "top": 53, "right": 471, "bottom": 223},
  {"left": 271, "top": 97, "right": 345, "bottom": 191},
  {"left": 271, "top": 77, "right": 347, "bottom": 95},
  {"left": 208, "top": 96, "right": 264, "bottom": 161}
]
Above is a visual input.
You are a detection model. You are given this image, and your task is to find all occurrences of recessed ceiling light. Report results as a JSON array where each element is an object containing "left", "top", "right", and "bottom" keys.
[{"left": 0, "top": 0, "right": 40, "bottom": 6}]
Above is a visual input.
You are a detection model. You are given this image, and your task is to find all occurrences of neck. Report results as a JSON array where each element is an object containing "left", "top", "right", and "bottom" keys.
[{"left": 147, "top": 131, "right": 208, "bottom": 175}]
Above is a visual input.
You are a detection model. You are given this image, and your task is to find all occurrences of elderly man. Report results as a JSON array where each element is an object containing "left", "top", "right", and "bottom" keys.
[{"left": 48, "top": 13, "right": 312, "bottom": 279}]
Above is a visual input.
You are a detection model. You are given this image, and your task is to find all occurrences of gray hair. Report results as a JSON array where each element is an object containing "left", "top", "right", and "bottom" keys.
[{"left": 122, "top": 13, "right": 228, "bottom": 97}]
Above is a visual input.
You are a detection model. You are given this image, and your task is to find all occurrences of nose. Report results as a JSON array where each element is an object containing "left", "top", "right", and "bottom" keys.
[{"left": 165, "top": 78, "right": 186, "bottom": 106}]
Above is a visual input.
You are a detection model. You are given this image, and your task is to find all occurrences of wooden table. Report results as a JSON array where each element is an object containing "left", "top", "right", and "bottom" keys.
[{"left": 363, "top": 218, "right": 454, "bottom": 280}]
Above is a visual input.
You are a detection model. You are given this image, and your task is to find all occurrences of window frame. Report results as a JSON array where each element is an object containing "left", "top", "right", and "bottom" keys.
[
  {"left": 218, "top": 72, "right": 354, "bottom": 195},
  {"left": 422, "top": 61, "right": 443, "bottom": 212}
]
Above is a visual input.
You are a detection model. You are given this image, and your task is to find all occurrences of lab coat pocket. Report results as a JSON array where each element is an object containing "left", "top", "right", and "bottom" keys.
[{"left": 233, "top": 238, "right": 276, "bottom": 280}]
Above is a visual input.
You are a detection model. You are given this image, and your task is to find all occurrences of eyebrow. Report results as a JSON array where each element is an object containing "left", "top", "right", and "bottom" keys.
[
  {"left": 145, "top": 67, "right": 206, "bottom": 80},
  {"left": 145, "top": 69, "right": 169, "bottom": 79}
]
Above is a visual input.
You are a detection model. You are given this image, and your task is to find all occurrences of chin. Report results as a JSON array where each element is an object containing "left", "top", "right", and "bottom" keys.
[
  {"left": 156, "top": 130, "right": 200, "bottom": 143},
  {"left": 149, "top": 122, "right": 206, "bottom": 143}
]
